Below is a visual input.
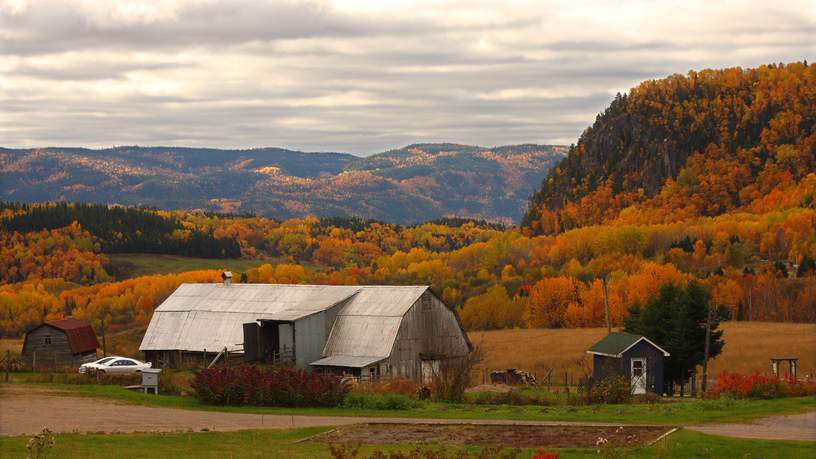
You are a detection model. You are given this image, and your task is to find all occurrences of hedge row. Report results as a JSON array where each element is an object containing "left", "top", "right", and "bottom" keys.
[{"left": 191, "top": 365, "right": 348, "bottom": 407}]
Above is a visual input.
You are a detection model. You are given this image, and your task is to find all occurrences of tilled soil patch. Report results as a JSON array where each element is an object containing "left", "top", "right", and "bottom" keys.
[{"left": 308, "top": 423, "right": 674, "bottom": 448}]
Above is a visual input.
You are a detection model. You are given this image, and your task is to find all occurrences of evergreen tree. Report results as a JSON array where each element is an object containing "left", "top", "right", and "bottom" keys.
[
  {"left": 798, "top": 256, "right": 816, "bottom": 277},
  {"left": 624, "top": 281, "right": 724, "bottom": 392}
]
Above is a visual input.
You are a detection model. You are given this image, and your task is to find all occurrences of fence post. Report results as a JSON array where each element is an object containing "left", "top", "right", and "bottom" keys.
[
  {"left": 5, "top": 350, "right": 10, "bottom": 382},
  {"left": 33, "top": 351, "right": 36, "bottom": 372}
]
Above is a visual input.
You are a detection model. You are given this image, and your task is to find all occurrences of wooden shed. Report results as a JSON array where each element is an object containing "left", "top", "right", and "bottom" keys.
[
  {"left": 587, "top": 332, "right": 669, "bottom": 395},
  {"left": 22, "top": 317, "right": 99, "bottom": 369}
]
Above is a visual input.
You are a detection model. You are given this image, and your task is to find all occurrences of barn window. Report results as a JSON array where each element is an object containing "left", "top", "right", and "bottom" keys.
[{"left": 43, "top": 335, "right": 52, "bottom": 345}]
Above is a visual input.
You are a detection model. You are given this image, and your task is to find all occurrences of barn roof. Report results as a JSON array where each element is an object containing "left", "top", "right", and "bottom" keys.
[
  {"left": 310, "top": 355, "right": 385, "bottom": 368},
  {"left": 29, "top": 317, "right": 99, "bottom": 354},
  {"left": 139, "top": 284, "right": 429, "bottom": 353},
  {"left": 586, "top": 332, "right": 670, "bottom": 358}
]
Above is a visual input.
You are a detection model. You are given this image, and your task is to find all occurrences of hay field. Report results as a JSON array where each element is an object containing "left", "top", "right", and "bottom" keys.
[{"left": 469, "top": 322, "right": 816, "bottom": 382}]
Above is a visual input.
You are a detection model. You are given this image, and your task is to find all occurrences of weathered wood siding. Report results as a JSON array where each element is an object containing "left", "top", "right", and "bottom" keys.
[
  {"left": 386, "top": 291, "right": 471, "bottom": 380},
  {"left": 22, "top": 325, "right": 97, "bottom": 368}
]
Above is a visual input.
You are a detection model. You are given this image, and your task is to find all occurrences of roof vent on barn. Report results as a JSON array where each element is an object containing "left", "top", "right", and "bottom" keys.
[{"left": 221, "top": 271, "right": 233, "bottom": 286}]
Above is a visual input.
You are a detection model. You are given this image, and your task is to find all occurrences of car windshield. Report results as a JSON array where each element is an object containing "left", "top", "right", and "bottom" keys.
[{"left": 96, "top": 357, "right": 115, "bottom": 364}]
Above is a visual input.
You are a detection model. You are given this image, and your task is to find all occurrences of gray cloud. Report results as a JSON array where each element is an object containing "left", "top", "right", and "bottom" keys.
[{"left": 1, "top": 0, "right": 814, "bottom": 154}]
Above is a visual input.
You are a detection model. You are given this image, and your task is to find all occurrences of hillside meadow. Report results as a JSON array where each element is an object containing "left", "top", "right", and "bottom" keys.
[{"left": 469, "top": 322, "right": 816, "bottom": 383}]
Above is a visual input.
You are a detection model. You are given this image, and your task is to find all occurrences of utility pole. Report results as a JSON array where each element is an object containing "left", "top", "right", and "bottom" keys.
[
  {"left": 101, "top": 315, "right": 107, "bottom": 357},
  {"left": 702, "top": 303, "right": 713, "bottom": 394},
  {"left": 602, "top": 276, "right": 611, "bottom": 334}
]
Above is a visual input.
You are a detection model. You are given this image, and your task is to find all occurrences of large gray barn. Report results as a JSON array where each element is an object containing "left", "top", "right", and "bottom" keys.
[{"left": 139, "top": 283, "right": 472, "bottom": 382}]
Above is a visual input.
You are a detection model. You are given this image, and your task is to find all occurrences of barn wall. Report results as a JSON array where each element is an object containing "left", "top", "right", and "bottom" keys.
[
  {"left": 293, "top": 313, "right": 327, "bottom": 368},
  {"left": 22, "top": 325, "right": 97, "bottom": 368},
  {"left": 388, "top": 291, "right": 470, "bottom": 380}
]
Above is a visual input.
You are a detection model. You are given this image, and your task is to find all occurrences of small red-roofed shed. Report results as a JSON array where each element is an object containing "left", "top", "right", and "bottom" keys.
[{"left": 22, "top": 317, "right": 99, "bottom": 369}]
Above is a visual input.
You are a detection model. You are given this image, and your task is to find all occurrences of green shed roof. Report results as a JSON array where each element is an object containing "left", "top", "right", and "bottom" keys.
[{"left": 586, "top": 332, "right": 670, "bottom": 358}]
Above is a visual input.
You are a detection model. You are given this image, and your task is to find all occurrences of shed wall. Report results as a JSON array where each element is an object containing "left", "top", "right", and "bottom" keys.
[
  {"left": 592, "top": 340, "right": 665, "bottom": 394},
  {"left": 23, "top": 325, "right": 97, "bottom": 368}
]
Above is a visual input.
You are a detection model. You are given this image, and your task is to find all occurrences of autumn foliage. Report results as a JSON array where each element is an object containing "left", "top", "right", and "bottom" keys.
[
  {"left": 709, "top": 373, "right": 816, "bottom": 399},
  {"left": 2, "top": 63, "right": 815, "bottom": 339}
]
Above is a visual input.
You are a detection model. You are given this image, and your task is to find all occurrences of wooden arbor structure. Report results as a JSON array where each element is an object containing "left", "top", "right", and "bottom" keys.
[{"left": 770, "top": 357, "right": 798, "bottom": 379}]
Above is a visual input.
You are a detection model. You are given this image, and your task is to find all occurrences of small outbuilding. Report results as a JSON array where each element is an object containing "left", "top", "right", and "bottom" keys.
[
  {"left": 587, "top": 332, "right": 669, "bottom": 395},
  {"left": 22, "top": 317, "right": 99, "bottom": 369}
]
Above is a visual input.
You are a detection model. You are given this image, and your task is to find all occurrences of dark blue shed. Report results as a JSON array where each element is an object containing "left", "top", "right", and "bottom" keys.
[{"left": 587, "top": 332, "right": 670, "bottom": 395}]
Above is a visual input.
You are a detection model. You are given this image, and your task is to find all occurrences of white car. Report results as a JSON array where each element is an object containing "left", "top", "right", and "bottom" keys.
[{"left": 79, "top": 356, "right": 152, "bottom": 374}]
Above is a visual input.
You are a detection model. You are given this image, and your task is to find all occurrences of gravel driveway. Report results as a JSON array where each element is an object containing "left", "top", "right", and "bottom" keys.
[
  {"left": 0, "top": 385, "right": 634, "bottom": 437},
  {"left": 687, "top": 411, "right": 816, "bottom": 441}
]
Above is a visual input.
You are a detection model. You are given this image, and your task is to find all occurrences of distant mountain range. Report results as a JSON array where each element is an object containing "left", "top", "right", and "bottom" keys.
[{"left": 1, "top": 143, "right": 567, "bottom": 224}]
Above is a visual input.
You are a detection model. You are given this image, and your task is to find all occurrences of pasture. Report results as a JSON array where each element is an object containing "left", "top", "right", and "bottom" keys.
[
  {"left": 470, "top": 322, "right": 816, "bottom": 383},
  {"left": 105, "top": 253, "right": 273, "bottom": 279}
]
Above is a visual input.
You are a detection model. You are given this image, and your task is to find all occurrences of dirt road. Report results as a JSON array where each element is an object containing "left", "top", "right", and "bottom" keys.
[
  {"left": 687, "top": 411, "right": 816, "bottom": 441},
  {"left": 0, "top": 385, "right": 623, "bottom": 437}
]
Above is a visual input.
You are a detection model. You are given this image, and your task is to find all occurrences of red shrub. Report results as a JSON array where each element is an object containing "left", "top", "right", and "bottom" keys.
[
  {"left": 710, "top": 372, "right": 816, "bottom": 399},
  {"left": 191, "top": 365, "right": 349, "bottom": 407}
]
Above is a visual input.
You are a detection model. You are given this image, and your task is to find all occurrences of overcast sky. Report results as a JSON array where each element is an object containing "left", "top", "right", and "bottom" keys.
[{"left": 1, "top": 0, "right": 814, "bottom": 155}]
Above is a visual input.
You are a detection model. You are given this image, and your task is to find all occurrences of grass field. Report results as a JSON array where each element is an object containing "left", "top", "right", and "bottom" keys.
[
  {"left": 0, "top": 427, "right": 813, "bottom": 458},
  {"left": 106, "top": 253, "right": 276, "bottom": 278},
  {"left": 470, "top": 322, "right": 816, "bottom": 383}
]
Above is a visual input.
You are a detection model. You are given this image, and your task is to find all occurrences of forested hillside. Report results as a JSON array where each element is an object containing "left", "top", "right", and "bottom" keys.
[
  {"left": 1, "top": 201, "right": 814, "bottom": 338},
  {"left": 1, "top": 63, "right": 814, "bottom": 343},
  {"left": 0, "top": 143, "right": 566, "bottom": 224},
  {"left": 524, "top": 62, "right": 815, "bottom": 234}
]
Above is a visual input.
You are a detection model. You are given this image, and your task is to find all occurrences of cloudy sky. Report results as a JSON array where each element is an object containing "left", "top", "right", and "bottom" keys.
[{"left": 1, "top": 0, "right": 814, "bottom": 155}]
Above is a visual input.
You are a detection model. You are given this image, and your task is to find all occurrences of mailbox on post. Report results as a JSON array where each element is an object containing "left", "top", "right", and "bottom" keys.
[{"left": 141, "top": 368, "right": 162, "bottom": 394}]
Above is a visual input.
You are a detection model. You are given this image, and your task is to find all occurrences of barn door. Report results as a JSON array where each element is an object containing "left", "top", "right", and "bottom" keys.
[
  {"left": 421, "top": 360, "right": 439, "bottom": 385},
  {"left": 630, "top": 358, "right": 647, "bottom": 394}
]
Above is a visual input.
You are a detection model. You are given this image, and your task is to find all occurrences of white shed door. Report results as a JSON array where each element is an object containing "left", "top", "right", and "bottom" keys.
[{"left": 631, "top": 358, "right": 647, "bottom": 394}]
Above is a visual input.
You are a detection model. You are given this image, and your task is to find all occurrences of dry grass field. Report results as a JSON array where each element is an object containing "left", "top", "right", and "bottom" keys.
[
  {"left": 0, "top": 338, "right": 23, "bottom": 356},
  {"left": 3, "top": 322, "right": 813, "bottom": 386},
  {"left": 470, "top": 322, "right": 816, "bottom": 383}
]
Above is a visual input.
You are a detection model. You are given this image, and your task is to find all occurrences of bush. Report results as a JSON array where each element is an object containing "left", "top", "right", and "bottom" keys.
[
  {"left": 582, "top": 376, "right": 633, "bottom": 404},
  {"left": 709, "top": 372, "right": 816, "bottom": 399},
  {"left": 341, "top": 392, "right": 420, "bottom": 410},
  {"left": 191, "top": 365, "right": 348, "bottom": 407},
  {"left": 432, "top": 352, "right": 480, "bottom": 403}
]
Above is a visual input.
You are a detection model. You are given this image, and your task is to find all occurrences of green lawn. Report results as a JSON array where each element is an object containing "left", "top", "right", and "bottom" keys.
[
  {"left": 106, "top": 253, "right": 275, "bottom": 278},
  {"left": 0, "top": 428, "right": 813, "bottom": 459},
  {"left": 9, "top": 379, "right": 816, "bottom": 426}
]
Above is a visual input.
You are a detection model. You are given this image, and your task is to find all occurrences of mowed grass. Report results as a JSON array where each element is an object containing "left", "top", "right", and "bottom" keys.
[
  {"left": 0, "top": 428, "right": 813, "bottom": 459},
  {"left": 470, "top": 322, "right": 816, "bottom": 382},
  {"left": 106, "top": 253, "right": 274, "bottom": 278}
]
